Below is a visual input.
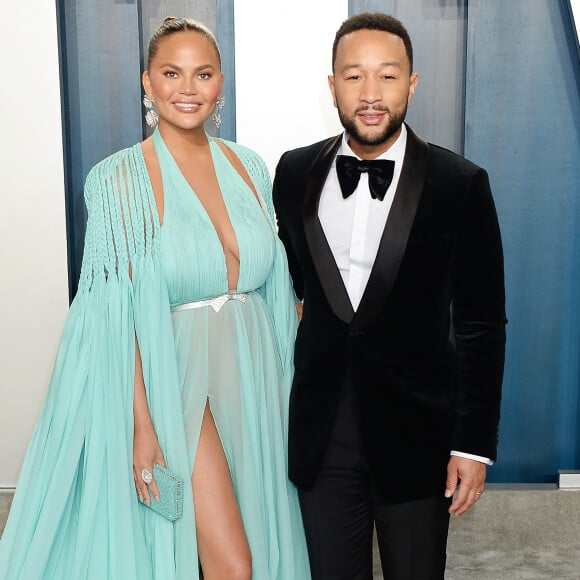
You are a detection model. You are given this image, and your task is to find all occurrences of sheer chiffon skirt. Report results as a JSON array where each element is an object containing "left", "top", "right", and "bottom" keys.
[{"left": 171, "top": 291, "right": 309, "bottom": 579}]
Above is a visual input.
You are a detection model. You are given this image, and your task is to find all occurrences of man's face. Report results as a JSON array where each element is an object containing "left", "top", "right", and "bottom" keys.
[{"left": 329, "top": 29, "right": 418, "bottom": 159}]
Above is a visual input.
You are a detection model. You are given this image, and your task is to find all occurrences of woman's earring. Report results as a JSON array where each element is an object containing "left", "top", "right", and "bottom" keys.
[
  {"left": 213, "top": 96, "right": 225, "bottom": 128},
  {"left": 143, "top": 95, "right": 158, "bottom": 128}
]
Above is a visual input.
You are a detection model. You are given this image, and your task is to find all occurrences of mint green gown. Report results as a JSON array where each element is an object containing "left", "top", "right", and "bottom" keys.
[{"left": 0, "top": 130, "right": 311, "bottom": 579}]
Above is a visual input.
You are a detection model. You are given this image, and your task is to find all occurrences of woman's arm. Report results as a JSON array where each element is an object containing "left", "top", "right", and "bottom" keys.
[
  {"left": 83, "top": 148, "right": 169, "bottom": 508},
  {"left": 133, "top": 339, "right": 166, "bottom": 506}
]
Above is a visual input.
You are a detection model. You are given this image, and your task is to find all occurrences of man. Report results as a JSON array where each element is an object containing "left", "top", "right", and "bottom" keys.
[{"left": 272, "top": 12, "right": 506, "bottom": 580}]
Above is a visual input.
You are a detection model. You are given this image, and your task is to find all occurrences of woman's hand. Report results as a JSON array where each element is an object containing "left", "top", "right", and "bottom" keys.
[
  {"left": 132, "top": 340, "right": 165, "bottom": 506},
  {"left": 133, "top": 426, "right": 166, "bottom": 506}
]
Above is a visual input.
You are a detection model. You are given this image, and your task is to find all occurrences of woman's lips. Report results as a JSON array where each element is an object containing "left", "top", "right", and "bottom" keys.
[{"left": 174, "top": 102, "right": 201, "bottom": 113}]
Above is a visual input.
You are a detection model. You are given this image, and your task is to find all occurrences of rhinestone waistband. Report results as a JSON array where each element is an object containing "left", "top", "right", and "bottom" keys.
[{"left": 170, "top": 292, "right": 248, "bottom": 313}]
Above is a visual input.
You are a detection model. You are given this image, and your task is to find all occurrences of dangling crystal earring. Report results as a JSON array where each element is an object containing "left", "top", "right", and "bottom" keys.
[
  {"left": 213, "top": 96, "right": 225, "bottom": 128},
  {"left": 143, "top": 94, "right": 158, "bottom": 127}
]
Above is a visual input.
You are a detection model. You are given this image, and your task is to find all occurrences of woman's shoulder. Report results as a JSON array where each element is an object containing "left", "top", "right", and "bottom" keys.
[
  {"left": 216, "top": 138, "right": 268, "bottom": 176},
  {"left": 87, "top": 143, "right": 143, "bottom": 180},
  {"left": 84, "top": 143, "right": 145, "bottom": 202},
  {"left": 216, "top": 137, "right": 259, "bottom": 157}
]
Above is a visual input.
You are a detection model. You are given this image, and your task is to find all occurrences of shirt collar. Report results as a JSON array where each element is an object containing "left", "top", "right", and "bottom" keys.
[{"left": 339, "top": 123, "right": 407, "bottom": 165}]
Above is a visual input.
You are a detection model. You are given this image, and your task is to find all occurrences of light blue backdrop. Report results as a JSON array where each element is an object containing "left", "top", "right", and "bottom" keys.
[
  {"left": 59, "top": 0, "right": 580, "bottom": 483},
  {"left": 350, "top": 0, "right": 580, "bottom": 482},
  {"left": 464, "top": 0, "right": 580, "bottom": 482}
]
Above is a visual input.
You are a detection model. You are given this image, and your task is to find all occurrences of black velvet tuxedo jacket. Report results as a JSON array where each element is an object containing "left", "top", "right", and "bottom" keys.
[{"left": 272, "top": 125, "right": 507, "bottom": 501}]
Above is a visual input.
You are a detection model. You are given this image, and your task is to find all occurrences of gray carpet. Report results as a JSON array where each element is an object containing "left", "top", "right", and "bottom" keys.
[
  {"left": 373, "top": 486, "right": 580, "bottom": 579},
  {"left": 3, "top": 486, "right": 580, "bottom": 578},
  {"left": 0, "top": 490, "right": 13, "bottom": 539},
  {"left": 445, "top": 486, "right": 580, "bottom": 580}
]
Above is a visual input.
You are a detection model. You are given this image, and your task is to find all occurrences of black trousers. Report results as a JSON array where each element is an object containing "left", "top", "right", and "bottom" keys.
[{"left": 298, "top": 384, "right": 451, "bottom": 580}]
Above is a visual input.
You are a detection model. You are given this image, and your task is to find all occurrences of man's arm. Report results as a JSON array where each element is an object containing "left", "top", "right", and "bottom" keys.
[
  {"left": 272, "top": 151, "right": 305, "bottom": 301},
  {"left": 448, "top": 167, "right": 507, "bottom": 515}
]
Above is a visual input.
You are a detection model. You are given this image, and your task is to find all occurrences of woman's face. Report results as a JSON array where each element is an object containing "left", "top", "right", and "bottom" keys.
[{"left": 143, "top": 30, "right": 223, "bottom": 133}]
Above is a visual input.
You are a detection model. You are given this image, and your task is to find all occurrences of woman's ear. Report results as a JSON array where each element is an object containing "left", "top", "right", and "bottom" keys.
[{"left": 142, "top": 70, "right": 152, "bottom": 97}]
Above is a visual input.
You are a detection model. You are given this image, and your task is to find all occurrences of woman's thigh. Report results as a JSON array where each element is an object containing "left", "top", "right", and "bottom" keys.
[{"left": 192, "top": 403, "right": 251, "bottom": 577}]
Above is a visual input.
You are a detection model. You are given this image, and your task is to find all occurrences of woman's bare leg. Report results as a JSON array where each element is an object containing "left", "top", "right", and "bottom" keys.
[{"left": 193, "top": 403, "right": 251, "bottom": 580}]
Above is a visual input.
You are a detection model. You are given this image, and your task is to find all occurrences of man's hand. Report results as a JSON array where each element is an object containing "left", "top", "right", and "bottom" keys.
[
  {"left": 445, "top": 456, "right": 486, "bottom": 516},
  {"left": 295, "top": 302, "right": 303, "bottom": 322}
]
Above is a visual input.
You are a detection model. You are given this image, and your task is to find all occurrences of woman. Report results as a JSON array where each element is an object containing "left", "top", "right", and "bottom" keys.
[{"left": 0, "top": 17, "right": 310, "bottom": 579}]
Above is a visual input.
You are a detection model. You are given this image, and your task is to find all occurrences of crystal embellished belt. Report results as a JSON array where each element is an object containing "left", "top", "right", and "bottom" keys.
[{"left": 171, "top": 292, "right": 248, "bottom": 313}]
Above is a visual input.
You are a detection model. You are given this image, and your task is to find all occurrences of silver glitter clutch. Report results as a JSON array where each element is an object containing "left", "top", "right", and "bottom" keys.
[{"left": 143, "top": 464, "right": 184, "bottom": 522}]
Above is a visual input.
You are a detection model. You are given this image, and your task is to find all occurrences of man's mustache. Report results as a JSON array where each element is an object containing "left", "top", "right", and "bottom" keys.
[{"left": 354, "top": 106, "right": 390, "bottom": 114}]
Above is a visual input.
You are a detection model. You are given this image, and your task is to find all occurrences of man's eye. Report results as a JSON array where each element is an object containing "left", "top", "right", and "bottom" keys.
[
  {"left": 346, "top": 75, "right": 360, "bottom": 81},
  {"left": 198, "top": 73, "right": 211, "bottom": 80}
]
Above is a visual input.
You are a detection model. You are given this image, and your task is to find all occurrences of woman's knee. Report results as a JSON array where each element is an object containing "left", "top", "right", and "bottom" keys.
[
  {"left": 203, "top": 551, "right": 252, "bottom": 580},
  {"left": 227, "top": 553, "right": 252, "bottom": 580}
]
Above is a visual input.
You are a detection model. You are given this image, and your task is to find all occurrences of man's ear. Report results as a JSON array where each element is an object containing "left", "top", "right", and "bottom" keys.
[
  {"left": 407, "top": 72, "right": 418, "bottom": 107},
  {"left": 328, "top": 75, "right": 338, "bottom": 108}
]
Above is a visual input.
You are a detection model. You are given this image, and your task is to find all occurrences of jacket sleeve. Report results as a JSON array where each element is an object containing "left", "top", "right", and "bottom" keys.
[
  {"left": 451, "top": 168, "right": 507, "bottom": 460},
  {"left": 272, "top": 151, "right": 305, "bottom": 302}
]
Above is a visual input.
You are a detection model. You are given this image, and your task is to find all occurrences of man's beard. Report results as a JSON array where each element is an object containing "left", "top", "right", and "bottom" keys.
[{"left": 338, "top": 105, "right": 407, "bottom": 148}]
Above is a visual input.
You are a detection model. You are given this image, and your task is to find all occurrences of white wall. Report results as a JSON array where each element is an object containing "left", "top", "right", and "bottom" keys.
[
  {"left": 572, "top": 0, "right": 580, "bottom": 23},
  {"left": 0, "top": 2, "right": 69, "bottom": 486},
  {"left": 571, "top": 0, "right": 580, "bottom": 42},
  {"left": 0, "top": 0, "right": 349, "bottom": 487},
  {"left": 235, "top": 0, "right": 347, "bottom": 175}
]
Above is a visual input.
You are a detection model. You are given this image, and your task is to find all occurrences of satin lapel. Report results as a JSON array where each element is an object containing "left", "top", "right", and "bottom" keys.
[
  {"left": 352, "top": 126, "right": 430, "bottom": 329},
  {"left": 303, "top": 135, "right": 355, "bottom": 323}
]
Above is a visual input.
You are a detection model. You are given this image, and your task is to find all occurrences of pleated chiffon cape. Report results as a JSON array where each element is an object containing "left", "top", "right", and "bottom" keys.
[{"left": 0, "top": 133, "right": 302, "bottom": 579}]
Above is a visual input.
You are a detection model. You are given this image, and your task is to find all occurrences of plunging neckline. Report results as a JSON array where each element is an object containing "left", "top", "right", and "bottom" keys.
[{"left": 150, "top": 130, "right": 244, "bottom": 293}]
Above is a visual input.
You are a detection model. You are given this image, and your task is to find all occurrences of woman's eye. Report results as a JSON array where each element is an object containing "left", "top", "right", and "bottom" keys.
[
  {"left": 198, "top": 72, "right": 211, "bottom": 80},
  {"left": 164, "top": 71, "right": 178, "bottom": 78}
]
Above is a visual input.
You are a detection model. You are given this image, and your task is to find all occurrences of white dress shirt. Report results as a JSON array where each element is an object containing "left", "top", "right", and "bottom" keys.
[{"left": 318, "top": 126, "right": 492, "bottom": 466}]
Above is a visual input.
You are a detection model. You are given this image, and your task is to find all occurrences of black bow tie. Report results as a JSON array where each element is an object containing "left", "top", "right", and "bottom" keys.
[{"left": 336, "top": 155, "right": 395, "bottom": 201}]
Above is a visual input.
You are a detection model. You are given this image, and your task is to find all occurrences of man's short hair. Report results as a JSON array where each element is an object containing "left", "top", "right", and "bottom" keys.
[{"left": 332, "top": 13, "right": 414, "bottom": 72}]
